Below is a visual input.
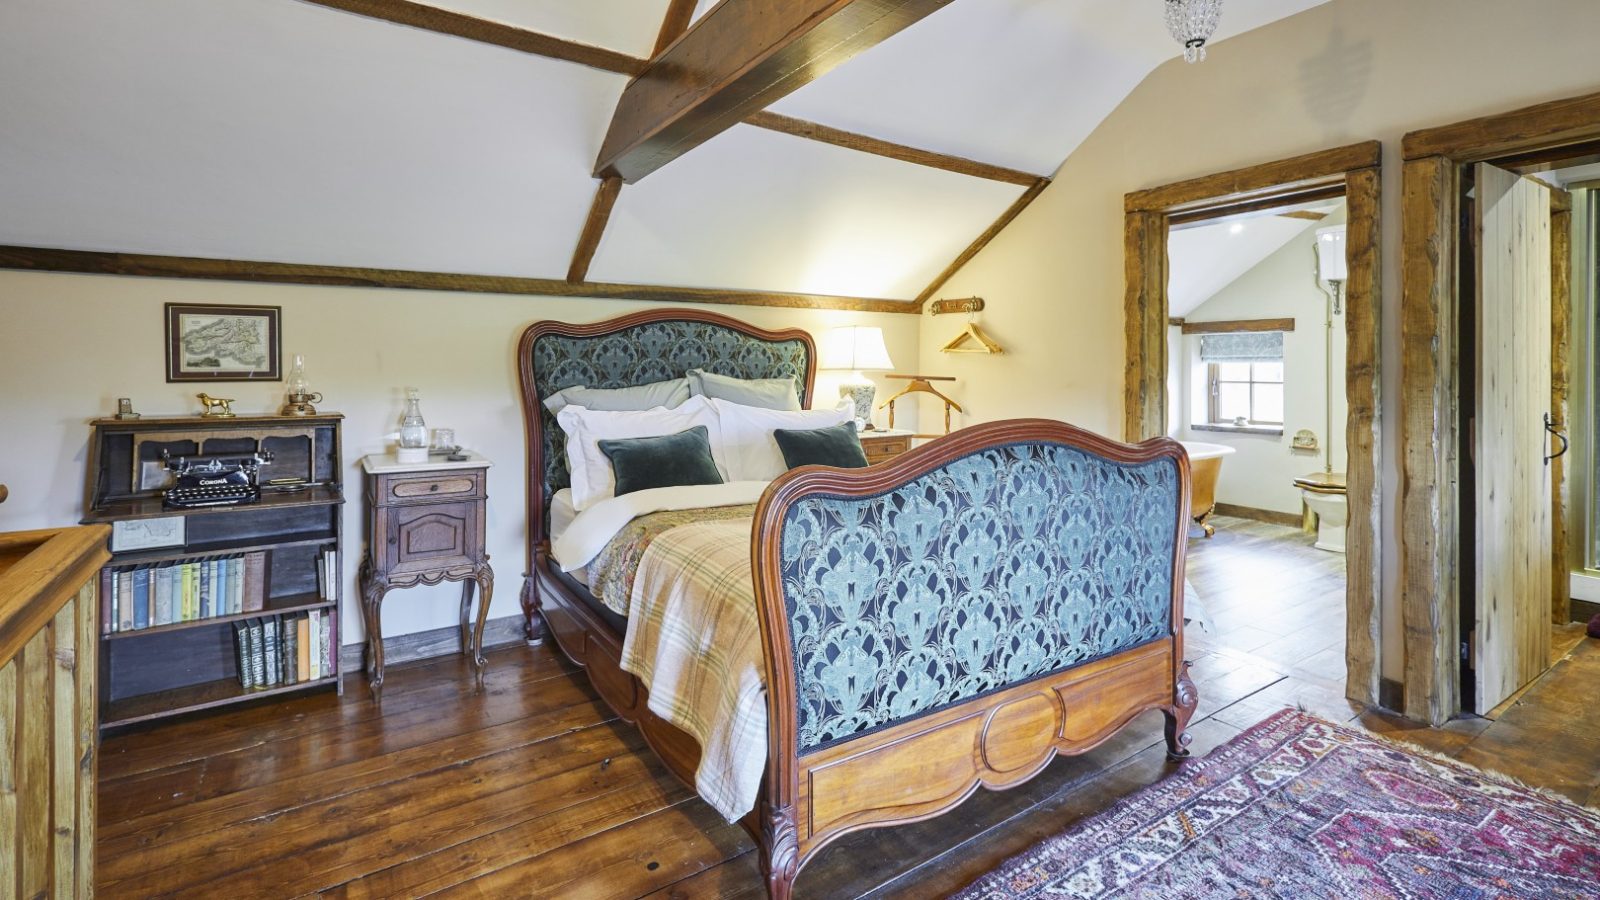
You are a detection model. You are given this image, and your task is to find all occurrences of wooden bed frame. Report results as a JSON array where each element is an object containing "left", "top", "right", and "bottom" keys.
[{"left": 517, "top": 309, "right": 1196, "bottom": 898}]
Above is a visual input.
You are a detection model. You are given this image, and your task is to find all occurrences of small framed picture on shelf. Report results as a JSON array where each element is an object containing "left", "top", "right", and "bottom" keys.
[{"left": 165, "top": 302, "right": 281, "bottom": 382}]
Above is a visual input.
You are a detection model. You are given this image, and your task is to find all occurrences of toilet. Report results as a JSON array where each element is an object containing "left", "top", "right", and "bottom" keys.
[{"left": 1294, "top": 472, "right": 1347, "bottom": 553}]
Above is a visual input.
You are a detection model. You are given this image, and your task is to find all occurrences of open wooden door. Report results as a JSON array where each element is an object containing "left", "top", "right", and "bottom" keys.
[{"left": 1472, "top": 162, "right": 1553, "bottom": 714}]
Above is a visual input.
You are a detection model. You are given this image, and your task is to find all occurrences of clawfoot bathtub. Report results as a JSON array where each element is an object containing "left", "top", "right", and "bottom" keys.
[{"left": 1179, "top": 441, "right": 1236, "bottom": 537}]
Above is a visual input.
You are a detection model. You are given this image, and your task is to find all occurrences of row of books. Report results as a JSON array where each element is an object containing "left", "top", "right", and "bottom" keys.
[
  {"left": 234, "top": 610, "right": 335, "bottom": 689},
  {"left": 106, "top": 552, "right": 267, "bottom": 632}
]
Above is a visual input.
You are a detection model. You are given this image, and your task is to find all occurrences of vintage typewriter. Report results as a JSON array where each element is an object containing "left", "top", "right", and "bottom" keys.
[{"left": 161, "top": 451, "right": 273, "bottom": 508}]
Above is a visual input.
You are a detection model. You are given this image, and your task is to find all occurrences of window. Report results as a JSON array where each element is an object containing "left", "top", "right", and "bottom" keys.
[{"left": 1208, "top": 360, "right": 1284, "bottom": 426}]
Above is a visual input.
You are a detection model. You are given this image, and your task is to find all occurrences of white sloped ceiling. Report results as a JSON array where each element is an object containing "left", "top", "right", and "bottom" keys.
[{"left": 0, "top": 0, "right": 1330, "bottom": 299}]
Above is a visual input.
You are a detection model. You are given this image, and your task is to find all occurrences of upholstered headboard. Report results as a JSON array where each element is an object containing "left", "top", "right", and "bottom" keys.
[{"left": 517, "top": 309, "right": 817, "bottom": 546}]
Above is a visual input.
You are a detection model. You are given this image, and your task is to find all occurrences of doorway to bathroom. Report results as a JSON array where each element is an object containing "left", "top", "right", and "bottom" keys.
[
  {"left": 1123, "top": 143, "right": 1382, "bottom": 709},
  {"left": 1166, "top": 196, "right": 1354, "bottom": 707}
]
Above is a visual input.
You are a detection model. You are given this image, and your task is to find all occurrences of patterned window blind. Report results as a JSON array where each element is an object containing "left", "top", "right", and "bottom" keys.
[{"left": 1199, "top": 331, "right": 1283, "bottom": 362}]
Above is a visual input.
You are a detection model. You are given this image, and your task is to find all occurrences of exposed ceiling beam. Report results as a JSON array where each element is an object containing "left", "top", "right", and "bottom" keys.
[
  {"left": 652, "top": 0, "right": 700, "bottom": 57},
  {"left": 567, "top": 176, "right": 624, "bottom": 283},
  {"left": 594, "top": 0, "right": 957, "bottom": 183},
  {"left": 1279, "top": 209, "right": 1329, "bottom": 221},
  {"left": 296, "top": 0, "right": 648, "bottom": 76},
  {"left": 915, "top": 178, "right": 1050, "bottom": 309},
  {"left": 0, "top": 245, "right": 919, "bottom": 314},
  {"left": 745, "top": 112, "right": 1043, "bottom": 187},
  {"left": 297, "top": 1, "right": 1029, "bottom": 188}
]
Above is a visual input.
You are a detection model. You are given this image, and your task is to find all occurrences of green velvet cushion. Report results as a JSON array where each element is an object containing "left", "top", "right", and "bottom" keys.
[
  {"left": 772, "top": 421, "right": 870, "bottom": 470},
  {"left": 597, "top": 425, "right": 724, "bottom": 496}
]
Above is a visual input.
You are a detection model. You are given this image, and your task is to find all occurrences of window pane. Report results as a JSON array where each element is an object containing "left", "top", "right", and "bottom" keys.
[
  {"left": 1216, "top": 362, "right": 1252, "bottom": 381},
  {"left": 1252, "top": 361, "right": 1284, "bottom": 382},
  {"left": 1217, "top": 383, "right": 1250, "bottom": 421},
  {"left": 1252, "top": 383, "right": 1284, "bottom": 423}
]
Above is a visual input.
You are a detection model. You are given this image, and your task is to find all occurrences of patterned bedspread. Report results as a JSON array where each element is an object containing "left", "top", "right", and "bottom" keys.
[
  {"left": 587, "top": 504, "right": 755, "bottom": 616},
  {"left": 587, "top": 506, "right": 769, "bottom": 822}
]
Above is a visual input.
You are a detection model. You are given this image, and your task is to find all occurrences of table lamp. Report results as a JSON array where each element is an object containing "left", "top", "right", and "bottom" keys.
[{"left": 819, "top": 326, "right": 894, "bottom": 431}]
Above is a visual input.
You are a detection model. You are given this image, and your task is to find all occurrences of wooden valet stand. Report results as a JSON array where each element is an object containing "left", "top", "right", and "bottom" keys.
[{"left": 879, "top": 374, "right": 962, "bottom": 436}]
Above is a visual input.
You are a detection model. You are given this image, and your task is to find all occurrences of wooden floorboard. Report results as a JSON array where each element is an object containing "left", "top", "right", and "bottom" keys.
[{"left": 96, "top": 519, "right": 1600, "bottom": 897}]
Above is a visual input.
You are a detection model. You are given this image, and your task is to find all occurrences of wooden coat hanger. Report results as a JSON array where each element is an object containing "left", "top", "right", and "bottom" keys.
[
  {"left": 879, "top": 375, "right": 962, "bottom": 435},
  {"left": 941, "top": 322, "right": 1003, "bottom": 354}
]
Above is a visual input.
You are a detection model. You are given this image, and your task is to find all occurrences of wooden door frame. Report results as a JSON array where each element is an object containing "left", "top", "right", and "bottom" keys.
[
  {"left": 1123, "top": 141, "right": 1384, "bottom": 709},
  {"left": 1399, "top": 90, "right": 1600, "bottom": 725}
]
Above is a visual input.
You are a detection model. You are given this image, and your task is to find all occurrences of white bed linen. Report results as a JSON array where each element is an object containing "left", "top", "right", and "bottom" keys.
[
  {"left": 550, "top": 481, "right": 772, "bottom": 572},
  {"left": 548, "top": 489, "right": 587, "bottom": 585}
]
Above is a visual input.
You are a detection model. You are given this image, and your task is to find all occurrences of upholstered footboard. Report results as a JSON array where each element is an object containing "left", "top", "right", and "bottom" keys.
[{"left": 750, "top": 419, "right": 1194, "bottom": 898}]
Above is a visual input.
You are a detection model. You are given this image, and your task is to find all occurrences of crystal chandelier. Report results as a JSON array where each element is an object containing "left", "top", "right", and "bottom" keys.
[{"left": 1165, "top": 0, "right": 1223, "bottom": 63}]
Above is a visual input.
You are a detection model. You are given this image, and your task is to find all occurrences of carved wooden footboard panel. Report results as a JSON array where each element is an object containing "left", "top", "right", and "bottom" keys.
[{"left": 752, "top": 419, "right": 1194, "bottom": 895}]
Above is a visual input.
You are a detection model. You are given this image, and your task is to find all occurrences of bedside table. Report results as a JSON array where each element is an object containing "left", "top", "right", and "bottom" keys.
[
  {"left": 859, "top": 429, "right": 915, "bottom": 465},
  {"left": 358, "top": 451, "right": 493, "bottom": 691}
]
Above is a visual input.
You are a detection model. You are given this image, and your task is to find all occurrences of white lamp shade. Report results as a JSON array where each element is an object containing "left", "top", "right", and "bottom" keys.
[{"left": 819, "top": 326, "right": 894, "bottom": 371}]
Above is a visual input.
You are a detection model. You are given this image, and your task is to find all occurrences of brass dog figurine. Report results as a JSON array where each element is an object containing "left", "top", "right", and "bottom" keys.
[{"left": 196, "top": 393, "right": 237, "bottom": 418}]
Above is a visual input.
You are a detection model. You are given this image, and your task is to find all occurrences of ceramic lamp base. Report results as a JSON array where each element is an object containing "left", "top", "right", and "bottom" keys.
[{"left": 839, "top": 382, "right": 877, "bottom": 431}]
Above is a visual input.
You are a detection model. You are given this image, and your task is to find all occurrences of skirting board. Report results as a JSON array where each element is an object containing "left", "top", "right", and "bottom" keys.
[
  {"left": 1213, "top": 502, "right": 1305, "bottom": 529},
  {"left": 1572, "top": 598, "right": 1599, "bottom": 624},
  {"left": 339, "top": 614, "right": 527, "bottom": 673}
]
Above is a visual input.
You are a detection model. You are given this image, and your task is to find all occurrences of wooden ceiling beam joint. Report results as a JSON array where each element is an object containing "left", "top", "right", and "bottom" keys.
[{"left": 595, "top": 0, "right": 957, "bottom": 183}]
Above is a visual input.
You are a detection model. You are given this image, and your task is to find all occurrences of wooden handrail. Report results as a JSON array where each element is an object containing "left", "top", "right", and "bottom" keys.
[{"left": 0, "top": 525, "right": 110, "bottom": 667}]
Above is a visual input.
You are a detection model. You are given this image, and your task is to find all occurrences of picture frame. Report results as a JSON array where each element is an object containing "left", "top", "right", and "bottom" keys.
[{"left": 165, "top": 303, "right": 281, "bottom": 382}]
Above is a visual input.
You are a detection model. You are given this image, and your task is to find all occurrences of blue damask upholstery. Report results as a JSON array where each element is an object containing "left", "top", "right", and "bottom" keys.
[
  {"left": 777, "top": 442, "right": 1179, "bottom": 752},
  {"left": 530, "top": 321, "right": 811, "bottom": 522}
]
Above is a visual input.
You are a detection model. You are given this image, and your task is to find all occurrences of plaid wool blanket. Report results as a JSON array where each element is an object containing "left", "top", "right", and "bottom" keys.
[{"left": 587, "top": 506, "right": 768, "bottom": 822}]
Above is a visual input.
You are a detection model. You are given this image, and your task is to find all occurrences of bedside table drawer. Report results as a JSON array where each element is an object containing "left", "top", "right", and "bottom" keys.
[
  {"left": 388, "top": 501, "right": 480, "bottom": 572},
  {"left": 379, "top": 471, "right": 484, "bottom": 505},
  {"left": 861, "top": 435, "right": 911, "bottom": 464}
]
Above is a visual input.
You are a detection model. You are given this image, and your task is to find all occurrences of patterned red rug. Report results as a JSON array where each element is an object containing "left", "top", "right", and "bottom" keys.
[{"left": 955, "top": 708, "right": 1600, "bottom": 899}]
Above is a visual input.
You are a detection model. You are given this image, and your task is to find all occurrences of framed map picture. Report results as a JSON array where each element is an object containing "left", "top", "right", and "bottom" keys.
[{"left": 165, "top": 303, "right": 281, "bottom": 382}]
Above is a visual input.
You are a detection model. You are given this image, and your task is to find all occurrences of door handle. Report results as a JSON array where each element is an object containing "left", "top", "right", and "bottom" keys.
[{"left": 1545, "top": 413, "right": 1568, "bottom": 465}]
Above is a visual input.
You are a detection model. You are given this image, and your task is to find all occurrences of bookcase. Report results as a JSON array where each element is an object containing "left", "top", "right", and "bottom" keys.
[{"left": 83, "top": 414, "right": 345, "bottom": 729}]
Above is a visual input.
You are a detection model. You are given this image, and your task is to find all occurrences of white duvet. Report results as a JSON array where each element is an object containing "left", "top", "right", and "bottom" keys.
[{"left": 550, "top": 480, "right": 773, "bottom": 573}]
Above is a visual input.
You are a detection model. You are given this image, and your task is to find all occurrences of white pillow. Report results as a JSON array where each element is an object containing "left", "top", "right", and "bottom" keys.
[
  {"left": 558, "top": 395, "right": 720, "bottom": 511},
  {"left": 708, "top": 397, "right": 854, "bottom": 482}
]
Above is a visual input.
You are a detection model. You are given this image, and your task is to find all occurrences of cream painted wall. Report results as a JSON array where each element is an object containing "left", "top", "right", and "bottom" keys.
[
  {"left": 0, "top": 269, "right": 920, "bottom": 647},
  {"left": 1178, "top": 210, "right": 1348, "bottom": 515},
  {"left": 916, "top": 0, "right": 1600, "bottom": 682}
]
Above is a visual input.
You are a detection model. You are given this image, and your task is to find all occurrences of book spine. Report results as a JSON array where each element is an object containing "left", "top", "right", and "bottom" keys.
[
  {"left": 297, "top": 616, "right": 311, "bottom": 683},
  {"left": 307, "top": 611, "right": 321, "bottom": 681},
  {"left": 181, "top": 563, "right": 194, "bottom": 621},
  {"left": 152, "top": 566, "right": 169, "bottom": 627},
  {"left": 101, "top": 568, "right": 114, "bottom": 635},
  {"left": 265, "top": 617, "right": 281, "bottom": 686},
  {"left": 234, "top": 621, "right": 254, "bottom": 688},
  {"left": 132, "top": 568, "right": 148, "bottom": 630},
  {"left": 320, "top": 610, "right": 333, "bottom": 680},
  {"left": 117, "top": 570, "right": 134, "bottom": 632},
  {"left": 243, "top": 552, "right": 265, "bottom": 612},
  {"left": 229, "top": 556, "right": 243, "bottom": 615},
  {"left": 249, "top": 619, "right": 265, "bottom": 687}
]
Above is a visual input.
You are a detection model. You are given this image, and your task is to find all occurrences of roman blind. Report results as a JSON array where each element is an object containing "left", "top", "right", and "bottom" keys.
[{"left": 1199, "top": 331, "right": 1283, "bottom": 362}]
